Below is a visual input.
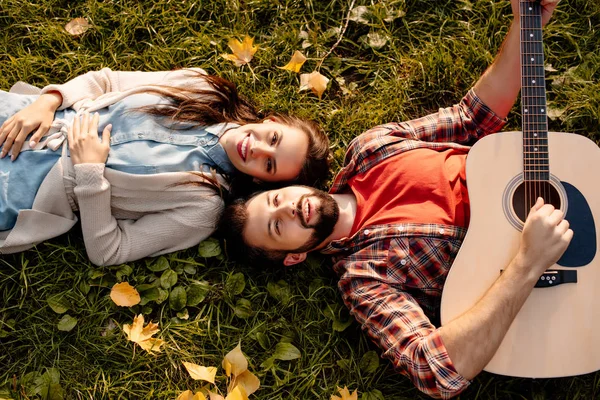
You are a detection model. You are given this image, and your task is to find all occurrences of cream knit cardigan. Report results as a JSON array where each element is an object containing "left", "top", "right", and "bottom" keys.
[{"left": 0, "top": 68, "right": 227, "bottom": 266}]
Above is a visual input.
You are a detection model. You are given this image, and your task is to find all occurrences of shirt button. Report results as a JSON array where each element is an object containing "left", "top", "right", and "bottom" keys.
[
  {"left": 137, "top": 133, "right": 144, "bottom": 138},
  {"left": 364, "top": 229, "right": 370, "bottom": 236},
  {"left": 400, "top": 259, "right": 407, "bottom": 266},
  {"left": 439, "top": 228, "right": 445, "bottom": 234},
  {"left": 200, "top": 140, "right": 206, "bottom": 145}
]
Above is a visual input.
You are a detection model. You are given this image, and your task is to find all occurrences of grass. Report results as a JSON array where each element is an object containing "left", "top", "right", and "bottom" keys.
[{"left": 1, "top": 0, "right": 599, "bottom": 399}]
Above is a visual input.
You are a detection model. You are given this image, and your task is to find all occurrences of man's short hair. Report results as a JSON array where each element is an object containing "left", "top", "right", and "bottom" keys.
[{"left": 217, "top": 193, "right": 287, "bottom": 265}]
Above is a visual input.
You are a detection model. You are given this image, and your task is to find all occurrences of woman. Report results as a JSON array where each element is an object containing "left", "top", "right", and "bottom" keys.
[{"left": 0, "top": 68, "right": 329, "bottom": 265}]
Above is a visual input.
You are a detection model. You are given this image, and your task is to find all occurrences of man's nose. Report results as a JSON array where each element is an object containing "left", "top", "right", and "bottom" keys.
[
  {"left": 278, "top": 201, "right": 296, "bottom": 219},
  {"left": 251, "top": 140, "right": 275, "bottom": 158}
]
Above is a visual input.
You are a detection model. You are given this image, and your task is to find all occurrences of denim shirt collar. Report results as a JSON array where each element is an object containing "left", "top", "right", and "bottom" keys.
[{"left": 204, "top": 123, "right": 239, "bottom": 175}]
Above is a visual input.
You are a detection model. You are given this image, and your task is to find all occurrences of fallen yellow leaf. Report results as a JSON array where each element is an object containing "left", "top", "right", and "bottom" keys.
[
  {"left": 331, "top": 386, "right": 358, "bottom": 400},
  {"left": 278, "top": 50, "right": 307, "bottom": 73},
  {"left": 110, "top": 282, "right": 141, "bottom": 307},
  {"left": 182, "top": 361, "right": 218, "bottom": 384},
  {"left": 122, "top": 314, "right": 165, "bottom": 354},
  {"left": 225, "top": 385, "right": 248, "bottom": 400},
  {"left": 208, "top": 392, "right": 225, "bottom": 400},
  {"left": 229, "top": 370, "right": 260, "bottom": 396},
  {"left": 177, "top": 390, "right": 207, "bottom": 400},
  {"left": 65, "top": 17, "right": 90, "bottom": 36},
  {"left": 299, "top": 71, "right": 329, "bottom": 99},
  {"left": 222, "top": 36, "right": 258, "bottom": 67},
  {"left": 222, "top": 342, "right": 248, "bottom": 378}
]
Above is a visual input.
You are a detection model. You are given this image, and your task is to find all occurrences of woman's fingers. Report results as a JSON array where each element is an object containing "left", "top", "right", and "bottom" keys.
[
  {"left": 81, "top": 112, "right": 89, "bottom": 137},
  {"left": 0, "top": 117, "right": 14, "bottom": 146},
  {"left": 0, "top": 124, "right": 22, "bottom": 159},
  {"left": 90, "top": 112, "right": 100, "bottom": 137},
  {"left": 102, "top": 124, "right": 112, "bottom": 147}
]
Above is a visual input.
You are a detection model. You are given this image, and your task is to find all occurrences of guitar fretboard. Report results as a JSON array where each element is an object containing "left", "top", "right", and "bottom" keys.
[{"left": 520, "top": 0, "right": 549, "bottom": 181}]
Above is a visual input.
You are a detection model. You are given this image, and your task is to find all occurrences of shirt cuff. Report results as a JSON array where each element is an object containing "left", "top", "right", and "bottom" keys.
[
  {"left": 422, "top": 329, "right": 471, "bottom": 398},
  {"left": 464, "top": 88, "right": 508, "bottom": 135},
  {"left": 73, "top": 163, "right": 108, "bottom": 192}
]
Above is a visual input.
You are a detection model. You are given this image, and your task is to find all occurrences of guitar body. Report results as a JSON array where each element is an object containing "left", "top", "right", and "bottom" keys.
[{"left": 440, "top": 130, "right": 600, "bottom": 377}]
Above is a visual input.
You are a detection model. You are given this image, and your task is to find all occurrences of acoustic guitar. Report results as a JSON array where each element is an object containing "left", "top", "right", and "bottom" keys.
[{"left": 440, "top": 0, "right": 600, "bottom": 378}]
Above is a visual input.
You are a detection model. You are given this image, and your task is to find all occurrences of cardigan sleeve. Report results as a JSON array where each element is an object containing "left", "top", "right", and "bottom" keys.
[
  {"left": 72, "top": 163, "right": 222, "bottom": 266},
  {"left": 40, "top": 68, "right": 208, "bottom": 110}
]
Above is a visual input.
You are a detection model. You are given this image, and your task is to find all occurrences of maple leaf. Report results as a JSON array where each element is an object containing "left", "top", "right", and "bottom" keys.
[
  {"left": 299, "top": 71, "right": 329, "bottom": 99},
  {"left": 331, "top": 386, "right": 358, "bottom": 400},
  {"left": 183, "top": 361, "right": 218, "bottom": 384},
  {"left": 122, "top": 314, "right": 165, "bottom": 354},
  {"left": 278, "top": 50, "right": 307, "bottom": 73},
  {"left": 65, "top": 17, "right": 90, "bottom": 36},
  {"left": 110, "top": 282, "right": 141, "bottom": 307},
  {"left": 177, "top": 390, "right": 207, "bottom": 400},
  {"left": 222, "top": 36, "right": 258, "bottom": 67}
]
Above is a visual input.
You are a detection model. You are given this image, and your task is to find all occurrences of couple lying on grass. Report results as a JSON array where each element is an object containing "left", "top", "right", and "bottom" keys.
[{"left": 1, "top": 0, "right": 566, "bottom": 398}]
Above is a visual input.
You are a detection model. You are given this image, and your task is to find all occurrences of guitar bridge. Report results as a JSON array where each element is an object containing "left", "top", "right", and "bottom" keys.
[{"left": 534, "top": 269, "right": 577, "bottom": 288}]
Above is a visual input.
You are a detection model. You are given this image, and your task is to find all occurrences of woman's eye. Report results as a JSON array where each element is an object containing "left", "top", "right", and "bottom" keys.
[
  {"left": 275, "top": 220, "right": 280, "bottom": 235},
  {"left": 266, "top": 159, "right": 273, "bottom": 173},
  {"left": 274, "top": 194, "right": 279, "bottom": 206},
  {"left": 271, "top": 132, "right": 278, "bottom": 146}
]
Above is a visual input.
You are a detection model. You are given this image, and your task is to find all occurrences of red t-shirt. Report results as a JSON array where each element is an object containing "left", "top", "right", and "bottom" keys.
[{"left": 349, "top": 148, "right": 470, "bottom": 235}]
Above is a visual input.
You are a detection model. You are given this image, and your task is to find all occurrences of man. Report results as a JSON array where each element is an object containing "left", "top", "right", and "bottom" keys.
[{"left": 218, "top": 1, "right": 568, "bottom": 398}]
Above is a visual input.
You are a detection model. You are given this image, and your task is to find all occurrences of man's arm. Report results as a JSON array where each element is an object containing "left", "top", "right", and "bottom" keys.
[
  {"left": 439, "top": 198, "right": 572, "bottom": 379},
  {"left": 473, "top": 0, "right": 560, "bottom": 119}
]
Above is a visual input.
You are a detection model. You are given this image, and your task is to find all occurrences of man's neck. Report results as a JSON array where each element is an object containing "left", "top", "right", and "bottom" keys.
[{"left": 314, "top": 193, "right": 357, "bottom": 250}]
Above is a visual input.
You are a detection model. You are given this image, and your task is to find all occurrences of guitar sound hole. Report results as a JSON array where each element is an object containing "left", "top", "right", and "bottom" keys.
[{"left": 512, "top": 181, "right": 561, "bottom": 223}]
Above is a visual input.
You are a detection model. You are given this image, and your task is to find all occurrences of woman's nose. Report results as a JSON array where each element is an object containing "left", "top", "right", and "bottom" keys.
[{"left": 251, "top": 140, "right": 275, "bottom": 158}]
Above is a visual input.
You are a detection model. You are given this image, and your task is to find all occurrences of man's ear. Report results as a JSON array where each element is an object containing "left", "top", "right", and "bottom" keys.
[{"left": 283, "top": 253, "right": 307, "bottom": 266}]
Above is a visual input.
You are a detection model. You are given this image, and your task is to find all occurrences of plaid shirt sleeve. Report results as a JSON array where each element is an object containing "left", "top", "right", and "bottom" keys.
[
  {"left": 337, "top": 258, "right": 470, "bottom": 399},
  {"left": 394, "top": 88, "right": 507, "bottom": 143}
]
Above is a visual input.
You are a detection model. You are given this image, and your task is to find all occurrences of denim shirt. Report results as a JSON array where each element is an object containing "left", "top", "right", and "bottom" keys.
[{"left": 99, "top": 93, "right": 236, "bottom": 176}]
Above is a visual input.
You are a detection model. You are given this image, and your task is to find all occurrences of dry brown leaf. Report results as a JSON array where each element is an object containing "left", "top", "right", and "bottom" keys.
[
  {"left": 182, "top": 361, "right": 218, "bottom": 384},
  {"left": 65, "top": 17, "right": 90, "bottom": 36},
  {"left": 225, "top": 385, "right": 248, "bottom": 400},
  {"left": 299, "top": 71, "right": 329, "bottom": 99},
  {"left": 222, "top": 36, "right": 258, "bottom": 67},
  {"left": 122, "top": 314, "right": 165, "bottom": 354},
  {"left": 177, "top": 390, "right": 207, "bottom": 400},
  {"left": 110, "top": 282, "right": 141, "bottom": 307},
  {"left": 222, "top": 342, "right": 248, "bottom": 378},
  {"left": 278, "top": 51, "right": 307, "bottom": 73},
  {"left": 331, "top": 386, "right": 358, "bottom": 400}
]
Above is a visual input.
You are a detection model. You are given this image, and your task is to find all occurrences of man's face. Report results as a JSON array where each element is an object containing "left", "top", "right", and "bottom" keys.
[{"left": 243, "top": 186, "right": 339, "bottom": 254}]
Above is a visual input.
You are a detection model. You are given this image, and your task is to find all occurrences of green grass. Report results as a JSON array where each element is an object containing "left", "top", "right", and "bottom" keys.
[{"left": 1, "top": 0, "right": 599, "bottom": 399}]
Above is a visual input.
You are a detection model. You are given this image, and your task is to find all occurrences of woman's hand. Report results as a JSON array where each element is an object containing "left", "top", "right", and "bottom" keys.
[
  {"left": 0, "top": 91, "right": 62, "bottom": 161},
  {"left": 68, "top": 112, "right": 112, "bottom": 165}
]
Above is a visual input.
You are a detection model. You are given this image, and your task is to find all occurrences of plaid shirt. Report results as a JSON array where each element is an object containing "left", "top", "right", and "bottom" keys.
[{"left": 322, "top": 89, "right": 506, "bottom": 399}]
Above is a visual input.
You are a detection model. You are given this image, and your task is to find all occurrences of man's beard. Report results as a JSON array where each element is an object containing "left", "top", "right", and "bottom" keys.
[{"left": 293, "top": 189, "right": 339, "bottom": 253}]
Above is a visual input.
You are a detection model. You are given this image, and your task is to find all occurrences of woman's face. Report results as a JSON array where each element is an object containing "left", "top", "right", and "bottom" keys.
[{"left": 220, "top": 119, "right": 309, "bottom": 182}]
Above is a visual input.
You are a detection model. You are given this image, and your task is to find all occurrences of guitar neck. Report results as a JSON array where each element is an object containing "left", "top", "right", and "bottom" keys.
[{"left": 520, "top": 0, "right": 549, "bottom": 181}]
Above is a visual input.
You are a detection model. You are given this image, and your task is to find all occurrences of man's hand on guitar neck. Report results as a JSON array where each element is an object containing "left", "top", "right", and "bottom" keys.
[
  {"left": 439, "top": 197, "right": 572, "bottom": 380},
  {"left": 511, "top": 0, "right": 561, "bottom": 27}
]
